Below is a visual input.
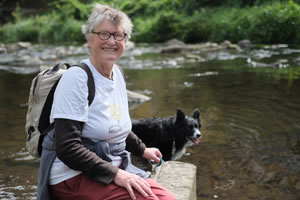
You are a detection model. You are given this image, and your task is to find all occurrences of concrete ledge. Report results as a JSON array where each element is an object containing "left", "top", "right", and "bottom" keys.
[{"left": 153, "top": 161, "right": 197, "bottom": 200}]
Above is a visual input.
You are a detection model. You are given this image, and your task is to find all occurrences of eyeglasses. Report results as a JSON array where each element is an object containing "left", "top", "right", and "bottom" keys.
[{"left": 91, "top": 31, "right": 127, "bottom": 41}]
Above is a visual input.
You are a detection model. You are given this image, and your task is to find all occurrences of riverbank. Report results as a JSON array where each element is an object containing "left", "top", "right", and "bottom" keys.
[
  {"left": 1, "top": 40, "right": 300, "bottom": 81},
  {"left": 1, "top": 1, "right": 300, "bottom": 44}
]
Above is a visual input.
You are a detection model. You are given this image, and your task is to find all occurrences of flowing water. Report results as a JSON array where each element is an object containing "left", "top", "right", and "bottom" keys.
[{"left": 0, "top": 43, "right": 299, "bottom": 199}]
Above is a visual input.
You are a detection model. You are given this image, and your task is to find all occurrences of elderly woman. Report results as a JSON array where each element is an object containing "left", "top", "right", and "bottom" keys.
[{"left": 36, "top": 3, "right": 175, "bottom": 200}]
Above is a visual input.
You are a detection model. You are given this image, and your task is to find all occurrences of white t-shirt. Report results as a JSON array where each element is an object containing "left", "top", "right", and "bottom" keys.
[{"left": 49, "top": 58, "right": 132, "bottom": 185}]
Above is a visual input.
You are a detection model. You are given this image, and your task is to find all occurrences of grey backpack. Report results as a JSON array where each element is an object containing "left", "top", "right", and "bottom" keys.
[{"left": 25, "top": 63, "right": 95, "bottom": 158}]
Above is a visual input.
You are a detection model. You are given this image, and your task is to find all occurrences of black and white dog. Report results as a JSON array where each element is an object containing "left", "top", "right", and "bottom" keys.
[{"left": 132, "top": 108, "right": 201, "bottom": 161}]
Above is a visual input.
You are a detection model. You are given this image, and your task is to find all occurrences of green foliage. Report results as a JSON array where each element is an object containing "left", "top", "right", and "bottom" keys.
[
  {"left": 12, "top": 3, "right": 22, "bottom": 22},
  {"left": 180, "top": 1, "right": 300, "bottom": 44},
  {"left": 51, "top": 0, "right": 92, "bottom": 20},
  {"left": 0, "top": 23, "right": 17, "bottom": 43},
  {"left": 1, "top": 0, "right": 300, "bottom": 44},
  {"left": 248, "top": 2, "right": 300, "bottom": 43},
  {"left": 39, "top": 13, "right": 84, "bottom": 43},
  {"left": 0, "top": 19, "right": 40, "bottom": 43},
  {"left": 172, "top": 11, "right": 212, "bottom": 43},
  {"left": 134, "top": 11, "right": 183, "bottom": 43},
  {"left": 15, "top": 20, "right": 40, "bottom": 42},
  {"left": 132, "top": 0, "right": 300, "bottom": 44},
  {"left": 0, "top": 12, "right": 84, "bottom": 43}
]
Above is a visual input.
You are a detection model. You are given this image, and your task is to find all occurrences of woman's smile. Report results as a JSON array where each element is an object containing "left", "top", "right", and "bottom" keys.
[{"left": 102, "top": 47, "right": 118, "bottom": 52}]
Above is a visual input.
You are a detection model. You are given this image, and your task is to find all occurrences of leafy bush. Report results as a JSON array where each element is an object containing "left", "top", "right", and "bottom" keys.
[
  {"left": 248, "top": 2, "right": 300, "bottom": 43},
  {"left": 60, "top": 18, "right": 85, "bottom": 43},
  {"left": 174, "top": 11, "right": 212, "bottom": 43},
  {"left": 1, "top": 0, "right": 300, "bottom": 44},
  {"left": 52, "top": 0, "right": 91, "bottom": 21},
  {"left": 0, "top": 23, "right": 18, "bottom": 43},
  {"left": 0, "top": 19, "right": 39, "bottom": 43},
  {"left": 15, "top": 19, "right": 40, "bottom": 42},
  {"left": 195, "top": 1, "right": 300, "bottom": 44}
]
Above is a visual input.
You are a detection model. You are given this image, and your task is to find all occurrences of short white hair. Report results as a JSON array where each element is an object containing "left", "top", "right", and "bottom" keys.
[{"left": 82, "top": 4, "right": 133, "bottom": 40}]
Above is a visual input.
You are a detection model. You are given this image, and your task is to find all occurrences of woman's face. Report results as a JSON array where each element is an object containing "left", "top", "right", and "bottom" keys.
[{"left": 87, "top": 20, "right": 126, "bottom": 66}]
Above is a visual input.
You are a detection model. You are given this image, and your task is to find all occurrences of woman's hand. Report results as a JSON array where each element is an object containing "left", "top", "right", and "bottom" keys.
[
  {"left": 113, "top": 169, "right": 152, "bottom": 200},
  {"left": 142, "top": 147, "right": 162, "bottom": 164}
]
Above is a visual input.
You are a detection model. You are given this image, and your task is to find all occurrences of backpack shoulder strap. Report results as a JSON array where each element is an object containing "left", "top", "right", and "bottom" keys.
[{"left": 72, "top": 63, "right": 95, "bottom": 106}]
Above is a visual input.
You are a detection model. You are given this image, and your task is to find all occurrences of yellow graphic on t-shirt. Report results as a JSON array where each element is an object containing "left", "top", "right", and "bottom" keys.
[{"left": 109, "top": 104, "right": 121, "bottom": 121}]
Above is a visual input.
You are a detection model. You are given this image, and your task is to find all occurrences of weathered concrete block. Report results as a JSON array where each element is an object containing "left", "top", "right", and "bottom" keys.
[{"left": 153, "top": 161, "right": 197, "bottom": 200}]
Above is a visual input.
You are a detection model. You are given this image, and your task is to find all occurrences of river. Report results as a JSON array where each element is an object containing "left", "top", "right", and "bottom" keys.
[{"left": 0, "top": 42, "right": 299, "bottom": 199}]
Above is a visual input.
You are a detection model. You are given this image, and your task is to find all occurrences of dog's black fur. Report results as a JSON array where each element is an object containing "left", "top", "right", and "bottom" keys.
[{"left": 132, "top": 108, "right": 201, "bottom": 161}]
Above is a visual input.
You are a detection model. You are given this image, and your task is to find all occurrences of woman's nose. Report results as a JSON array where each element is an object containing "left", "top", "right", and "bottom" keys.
[{"left": 107, "top": 35, "right": 117, "bottom": 43}]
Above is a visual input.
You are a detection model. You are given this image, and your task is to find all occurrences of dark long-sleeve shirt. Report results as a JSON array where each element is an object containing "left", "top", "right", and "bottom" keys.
[{"left": 54, "top": 118, "right": 146, "bottom": 184}]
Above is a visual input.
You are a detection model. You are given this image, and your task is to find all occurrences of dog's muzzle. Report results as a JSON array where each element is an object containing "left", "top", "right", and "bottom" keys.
[{"left": 188, "top": 129, "right": 201, "bottom": 144}]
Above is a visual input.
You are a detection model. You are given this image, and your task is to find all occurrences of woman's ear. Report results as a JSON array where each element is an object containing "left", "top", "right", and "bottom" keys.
[
  {"left": 86, "top": 33, "right": 94, "bottom": 47},
  {"left": 86, "top": 37, "right": 92, "bottom": 48}
]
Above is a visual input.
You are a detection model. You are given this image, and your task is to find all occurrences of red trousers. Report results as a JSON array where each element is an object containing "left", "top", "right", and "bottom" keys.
[{"left": 50, "top": 173, "right": 175, "bottom": 200}]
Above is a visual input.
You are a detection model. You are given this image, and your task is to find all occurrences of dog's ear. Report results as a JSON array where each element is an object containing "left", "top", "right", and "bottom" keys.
[
  {"left": 193, "top": 108, "right": 200, "bottom": 119},
  {"left": 175, "top": 108, "right": 185, "bottom": 123}
]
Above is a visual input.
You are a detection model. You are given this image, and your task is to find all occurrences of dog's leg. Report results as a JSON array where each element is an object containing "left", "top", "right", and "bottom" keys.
[{"left": 171, "top": 147, "right": 186, "bottom": 160}]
